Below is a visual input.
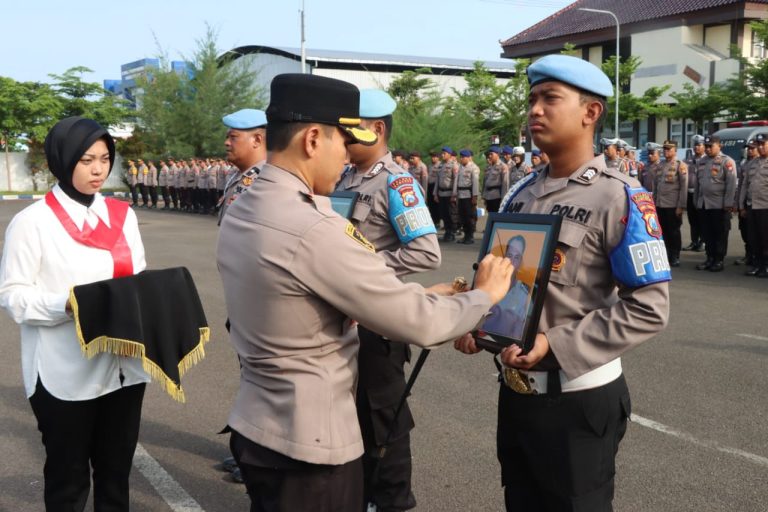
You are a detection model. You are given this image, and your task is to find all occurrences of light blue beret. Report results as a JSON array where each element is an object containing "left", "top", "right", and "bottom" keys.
[
  {"left": 359, "top": 89, "right": 397, "bottom": 118},
  {"left": 527, "top": 55, "right": 614, "bottom": 98},
  {"left": 222, "top": 109, "right": 267, "bottom": 129}
]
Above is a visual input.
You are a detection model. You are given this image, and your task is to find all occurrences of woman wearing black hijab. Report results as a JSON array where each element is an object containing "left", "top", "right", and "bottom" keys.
[{"left": 0, "top": 117, "right": 150, "bottom": 511}]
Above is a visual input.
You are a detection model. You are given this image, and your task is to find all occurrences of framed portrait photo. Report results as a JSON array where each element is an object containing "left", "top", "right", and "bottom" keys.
[
  {"left": 329, "top": 191, "right": 359, "bottom": 219},
  {"left": 473, "top": 213, "right": 562, "bottom": 354}
]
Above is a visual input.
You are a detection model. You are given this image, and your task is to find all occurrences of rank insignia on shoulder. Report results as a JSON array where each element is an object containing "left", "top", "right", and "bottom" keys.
[
  {"left": 345, "top": 222, "right": 375, "bottom": 252},
  {"left": 242, "top": 176, "right": 253, "bottom": 186},
  {"left": 578, "top": 167, "right": 598, "bottom": 182},
  {"left": 679, "top": 165, "right": 687, "bottom": 175},
  {"left": 369, "top": 162, "right": 385, "bottom": 177}
]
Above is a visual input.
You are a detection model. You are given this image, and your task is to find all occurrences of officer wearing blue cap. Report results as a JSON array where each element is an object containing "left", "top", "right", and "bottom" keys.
[
  {"left": 501, "top": 145, "right": 514, "bottom": 167},
  {"left": 455, "top": 54, "right": 670, "bottom": 511},
  {"left": 482, "top": 145, "right": 509, "bottom": 213},
  {"left": 218, "top": 108, "right": 268, "bottom": 224},
  {"left": 684, "top": 134, "right": 707, "bottom": 251},
  {"left": 434, "top": 146, "right": 460, "bottom": 241},
  {"left": 454, "top": 149, "right": 480, "bottom": 243},
  {"left": 336, "top": 88, "right": 439, "bottom": 512}
]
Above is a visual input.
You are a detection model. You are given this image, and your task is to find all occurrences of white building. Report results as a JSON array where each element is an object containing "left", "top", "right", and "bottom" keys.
[
  {"left": 219, "top": 45, "right": 517, "bottom": 100},
  {"left": 500, "top": 0, "right": 768, "bottom": 147}
]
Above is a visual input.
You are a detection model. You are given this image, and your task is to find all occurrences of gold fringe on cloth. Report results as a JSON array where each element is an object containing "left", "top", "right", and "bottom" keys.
[{"left": 69, "top": 288, "right": 211, "bottom": 403}]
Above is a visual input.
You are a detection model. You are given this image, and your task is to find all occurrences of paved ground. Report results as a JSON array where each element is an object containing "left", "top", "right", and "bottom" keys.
[{"left": 0, "top": 201, "right": 766, "bottom": 511}]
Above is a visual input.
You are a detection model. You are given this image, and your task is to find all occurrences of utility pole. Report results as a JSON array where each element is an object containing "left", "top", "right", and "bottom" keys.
[{"left": 300, "top": 0, "right": 307, "bottom": 74}]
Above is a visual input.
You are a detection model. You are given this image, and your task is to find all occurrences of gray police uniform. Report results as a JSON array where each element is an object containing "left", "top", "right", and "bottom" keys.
[
  {"left": 336, "top": 151, "right": 439, "bottom": 512},
  {"left": 508, "top": 162, "right": 528, "bottom": 186},
  {"left": 137, "top": 163, "right": 149, "bottom": 206},
  {"left": 483, "top": 161, "right": 509, "bottom": 213},
  {"left": 653, "top": 158, "right": 688, "bottom": 263},
  {"left": 433, "top": 160, "right": 459, "bottom": 238},
  {"left": 498, "top": 156, "right": 669, "bottom": 509},
  {"left": 739, "top": 155, "right": 768, "bottom": 274},
  {"left": 218, "top": 162, "right": 264, "bottom": 225},
  {"left": 427, "top": 161, "right": 441, "bottom": 224},
  {"left": 640, "top": 161, "right": 661, "bottom": 192},
  {"left": 481, "top": 280, "right": 530, "bottom": 340},
  {"left": 695, "top": 152, "right": 737, "bottom": 266}
]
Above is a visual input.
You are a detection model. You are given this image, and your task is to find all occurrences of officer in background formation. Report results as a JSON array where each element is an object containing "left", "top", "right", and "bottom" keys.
[
  {"left": 336, "top": 89, "right": 440, "bottom": 511},
  {"left": 127, "top": 159, "right": 139, "bottom": 207},
  {"left": 434, "top": 146, "right": 459, "bottom": 242},
  {"left": 217, "top": 73, "right": 513, "bottom": 512},
  {"left": 177, "top": 159, "right": 188, "bottom": 211},
  {"left": 739, "top": 133, "right": 768, "bottom": 277},
  {"left": 454, "top": 149, "right": 480, "bottom": 244},
  {"left": 218, "top": 109, "right": 268, "bottom": 225},
  {"left": 407, "top": 151, "right": 429, "bottom": 193},
  {"left": 501, "top": 145, "right": 514, "bottom": 167},
  {"left": 158, "top": 160, "right": 170, "bottom": 209},
  {"left": 482, "top": 145, "right": 509, "bottom": 213},
  {"left": 736, "top": 138, "right": 759, "bottom": 266},
  {"left": 683, "top": 135, "right": 706, "bottom": 252},
  {"left": 641, "top": 142, "right": 662, "bottom": 192},
  {"left": 695, "top": 135, "right": 737, "bottom": 272},
  {"left": 392, "top": 150, "right": 410, "bottom": 171},
  {"left": 455, "top": 54, "right": 670, "bottom": 512},
  {"left": 602, "top": 138, "right": 629, "bottom": 174},
  {"left": 137, "top": 158, "right": 149, "bottom": 207},
  {"left": 509, "top": 146, "right": 531, "bottom": 177},
  {"left": 426, "top": 151, "right": 441, "bottom": 226},
  {"left": 147, "top": 160, "right": 159, "bottom": 208},
  {"left": 653, "top": 140, "right": 688, "bottom": 267},
  {"left": 530, "top": 149, "right": 546, "bottom": 172}
]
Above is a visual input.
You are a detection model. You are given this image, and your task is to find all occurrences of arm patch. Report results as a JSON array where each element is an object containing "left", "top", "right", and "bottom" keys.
[{"left": 387, "top": 173, "right": 436, "bottom": 243}]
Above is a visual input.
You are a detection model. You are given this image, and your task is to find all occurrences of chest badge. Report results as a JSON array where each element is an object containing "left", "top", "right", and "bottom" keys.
[{"left": 552, "top": 248, "right": 566, "bottom": 272}]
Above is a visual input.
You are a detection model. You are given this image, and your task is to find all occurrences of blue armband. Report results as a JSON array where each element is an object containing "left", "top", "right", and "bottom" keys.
[
  {"left": 610, "top": 187, "right": 672, "bottom": 287},
  {"left": 387, "top": 173, "right": 436, "bottom": 244}
]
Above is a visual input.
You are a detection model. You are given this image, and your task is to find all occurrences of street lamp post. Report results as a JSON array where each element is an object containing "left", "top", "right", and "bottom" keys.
[{"left": 579, "top": 8, "right": 620, "bottom": 138}]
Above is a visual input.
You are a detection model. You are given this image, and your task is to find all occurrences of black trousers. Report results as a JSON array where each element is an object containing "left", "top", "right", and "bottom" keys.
[
  {"left": 699, "top": 208, "right": 730, "bottom": 262},
  {"left": 28, "top": 380, "right": 146, "bottom": 512},
  {"left": 497, "top": 375, "right": 631, "bottom": 512},
  {"left": 485, "top": 198, "right": 501, "bottom": 215},
  {"left": 657, "top": 208, "right": 682, "bottom": 260},
  {"left": 129, "top": 185, "right": 139, "bottom": 206},
  {"left": 357, "top": 326, "right": 416, "bottom": 512},
  {"left": 457, "top": 197, "right": 477, "bottom": 238},
  {"left": 738, "top": 214, "right": 752, "bottom": 258},
  {"left": 148, "top": 186, "right": 158, "bottom": 207},
  {"left": 160, "top": 186, "right": 170, "bottom": 207},
  {"left": 686, "top": 192, "right": 701, "bottom": 244},
  {"left": 139, "top": 184, "right": 149, "bottom": 206},
  {"left": 437, "top": 197, "right": 455, "bottom": 233},
  {"left": 427, "top": 185, "right": 440, "bottom": 225},
  {"left": 747, "top": 208, "right": 768, "bottom": 267},
  {"left": 230, "top": 430, "right": 363, "bottom": 512},
  {"left": 169, "top": 186, "right": 178, "bottom": 208}
]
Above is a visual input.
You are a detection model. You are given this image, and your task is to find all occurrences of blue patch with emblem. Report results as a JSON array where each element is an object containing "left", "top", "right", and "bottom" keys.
[
  {"left": 387, "top": 173, "right": 436, "bottom": 243},
  {"left": 610, "top": 186, "right": 672, "bottom": 287}
]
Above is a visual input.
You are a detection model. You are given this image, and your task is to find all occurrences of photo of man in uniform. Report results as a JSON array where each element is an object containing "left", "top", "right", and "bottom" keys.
[{"left": 481, "top": 234, "right": 532, "bottom": 341}]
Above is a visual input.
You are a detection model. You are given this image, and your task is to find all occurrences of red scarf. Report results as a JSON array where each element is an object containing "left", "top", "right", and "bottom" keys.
[{"left": 45, "top": 192, "right": 133, "bottom": 278}]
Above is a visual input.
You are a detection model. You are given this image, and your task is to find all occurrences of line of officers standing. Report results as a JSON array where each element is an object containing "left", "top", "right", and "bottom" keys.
[
  {"left": 398, "top": 144, "right": 549, "bottom": 244},
  {"left": 125, "top": 157, "right": 239, "bottom": 214}
]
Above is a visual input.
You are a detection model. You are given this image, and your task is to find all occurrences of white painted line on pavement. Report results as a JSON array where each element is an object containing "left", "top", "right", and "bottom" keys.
[
  {"left": 133, "top": 443, "right": 205, "bottom": 512},
  {"left": 736, "top": 333, "right": 768, "bottom": 342},
  {"left": 632, "top": 414, "right": 768, "bottom": 469}
]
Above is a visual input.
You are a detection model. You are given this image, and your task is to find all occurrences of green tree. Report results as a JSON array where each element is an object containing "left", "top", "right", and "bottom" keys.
[
  {"left": 136, "top": 25, "right": 265, "bottom": 158},
  {"left": 49, "top": 66, "right": 130, "bottom": 128},
  {"left": 599, "top": 55, "right": 669, "bottom": 129},
  {"left": 387, "top": 68, "right": 435, "bottom": 110},
  {"left": 669, "top": 83, "right": 726, "bottom": 133}
]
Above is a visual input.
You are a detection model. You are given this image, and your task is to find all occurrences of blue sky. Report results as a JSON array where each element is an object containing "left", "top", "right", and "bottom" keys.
[{"left": 5, "top": 0, "right": 570, "bottom": 84}]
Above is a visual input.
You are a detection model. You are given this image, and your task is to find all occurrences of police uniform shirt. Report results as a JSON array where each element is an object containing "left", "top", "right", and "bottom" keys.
[
  {"left": 696, "top": 152, "right": 737, "bottom": 209},
  {"left": 481, "top": 280, "right": 530, "bottom": 340},
  {"left": 654, "top": 159, "right": 688, "bottom": 209},
  {"left": 187, "top": 164, "right": 199, "bottom": 188},
  {"left": 128, "top": 163, "right": 138, "bottom": 186},
  {"left": 434, "top": 160, "right": 459, "bottom": 198},
  {"left": 336, "top": 152, "right": 439, "bottom": 277},
  {"left": 483, "top": 162, "right": 509, "bottom": 200},
  {"left": 147, "top": 163, "right": 158, "bottom": 187},
  {"left": 502, "top": 155, "right": 670, "bottom": 379},
  {"left": 684, "top": 154, "right": 702, "bottom": 193},
  {"left": 217, "top": 163, "right": 493, "bottom": 466},
  {"left": 197, "top": 165, "right": 209, "bottom": 190},
  {"left": 218, "top": 161, "right": 264, "bottom": 225},
  {"left": 640, "top": 162, "right": 661, "bottom": 192},
  {"left": 217, "top": 164, "right": 228, "bottom": 191},
  {"left": 137, "top": 163, "right": 148, "bottom": 185},
  {"left": 740, "top": 156, "right": 768, "bottom": 209},
  {"left": 453, "top": 161, "right": 480, "bottom": 199},
  {"left": 428, "top": 162, "right": 440, "bottom": 187},
  {"left": 409, "top": 161, "right": 429, "bottom": 193},
  {"left": 207, "top": 164, "right": 219, "bottom": 189},
  {"left": 605, "top": 156, "right": 628, "bottom": 174},
  {"left": 508, "top": 162, "right": 528, "bottom": 185},
  {"left": 158, "top": 164, "right": 169, "bottom": 187},
  {"left": 176, "top": 164, "right": 186, "bottom": 188}
]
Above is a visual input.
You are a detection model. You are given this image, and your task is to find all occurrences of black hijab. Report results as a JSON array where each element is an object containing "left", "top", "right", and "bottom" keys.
[{"left": 44, "top": 117, "right": 116, "bottom": 207}]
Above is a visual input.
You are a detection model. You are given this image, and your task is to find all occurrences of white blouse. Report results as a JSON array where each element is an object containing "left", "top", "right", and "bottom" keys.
[{"left": 0, "top": 185, "right": 150, "bottom": 400}]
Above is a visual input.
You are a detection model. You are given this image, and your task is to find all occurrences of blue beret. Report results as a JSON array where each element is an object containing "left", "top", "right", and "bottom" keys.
[
  {"left": 531, "top": 149, "right": 541, "bottom": 157},
  {"left": 359, "top": 89, "right": 396, "bottom": 118},
  {"left": 487, "top": 145, "right": 501, "bottom": 154},
  {"left": 502, "top": 145, "right": 514, "bottom": 155},
  {"left": 441, "top": 145, "right": 454, "bottom": 154},
  {"left": 459, "top": 149, "right": 473, "bottom": 157},
  {"left": 222, "top": 109, "right": 267, "bottom": 129},
  {"left": 527, "top": 55, "right": 613, "bottom": 98}
]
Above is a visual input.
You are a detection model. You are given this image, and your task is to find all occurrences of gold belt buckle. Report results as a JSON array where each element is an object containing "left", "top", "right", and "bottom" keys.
[{"left": 503, "top": 367, "right": 534, "bottom": 394}]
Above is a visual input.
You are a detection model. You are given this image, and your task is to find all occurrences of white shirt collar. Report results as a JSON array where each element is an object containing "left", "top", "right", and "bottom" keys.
[{"left": 52, "top": 185, "right": 111, "bottom": 230}]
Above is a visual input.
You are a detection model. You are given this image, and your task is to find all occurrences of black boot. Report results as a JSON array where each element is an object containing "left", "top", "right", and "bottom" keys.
[
  {"left": 696, "top": 259, "right": 713, "bottom": 270},
  {"left": 745, "top": 266, "right": 760, "bottom": 276},
  {"left": 442, "top": 231, "right": 455, "bottom": 242},
  {"left": 709, "top": 261, "right": 724, "bottom": 272},
  {"left": 757, "top": 267, "right": 768, "bottom": 278}
]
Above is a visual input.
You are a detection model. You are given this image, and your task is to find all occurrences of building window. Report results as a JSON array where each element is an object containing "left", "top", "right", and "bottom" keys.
[
  {"left": 752, "top": 30, "right": 767, "bottom": 59},
  {"left": 670, "top": 120, "right": 683, "bottom": 143}
]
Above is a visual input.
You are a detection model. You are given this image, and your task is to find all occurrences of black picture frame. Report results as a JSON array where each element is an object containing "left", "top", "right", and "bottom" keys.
[
  {"left": 329, "top": 191, "right": 359, "bottom": 219},
  {"left": 472, "top": 213, "right": 562, "bottom": 354}
]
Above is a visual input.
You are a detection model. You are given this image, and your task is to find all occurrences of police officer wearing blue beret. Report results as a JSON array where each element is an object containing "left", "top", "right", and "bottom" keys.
[
  {"left": 336, "top": 88, "right": 440, "bottom": 512},
  {"left": 455, "top": 54, "right": 670, "bottom": 511}
]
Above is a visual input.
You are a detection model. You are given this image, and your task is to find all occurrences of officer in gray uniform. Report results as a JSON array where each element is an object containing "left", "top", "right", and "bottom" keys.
[
  {"left": 433, "top": 146, "right": 459, "bottom": 242},
  {"left": 454, "top": 148, "right": 480, "bottom": 244},
  {"left": 507, "top": 147, "right": 528, "bottom": 186},
  {"left": 641, "top": 142, "right": 662, "bottom": 192},
  {"left": 427, "top": 151, "right": 441, "bottom": 225},
  {"left": 740, "top": 133, "right": 768, "bottom": 276},
  {"left": 455, "top": 55, "right": 670, "bottom": 512},
  {"left": 146, "top": 160, "right": 159, "bottom": 208},
  {"left": 137, "top": 158, "right": 149, "bottom": 207},
  {"left": 336, "top": 89, "right": 439, "bottom": 512},
  {"left": 217, "top": 72, "right": 513, "bottom": 512},
  {"left": 482, "top": 145, "right": 509, "bottom": 213},
  {"left": 126, "top": 159, "right": 139, "bottom": 206},
  {"left": 736, "top": 139, "right": 759, "bottom": 266},
  {"left": 684, "top": 135, "right": 706, "bottom": 251},
  {"left": 602, "top": 138, "right": 629, "bottom": 174},
  {"left": 695, "top": 135, "right": 737, "bottom": 272},
  {"left": 158, "top": 160, "right": 170, "bottom": 209},
  {"left": 407, "top": 151, "right": 429, "bottom": 193},
  {"left": 219, "top": 109, "right": 268, "bottom": 225},
  {"left": 654, "top": 140, "right": 688, "bottom": 267}
]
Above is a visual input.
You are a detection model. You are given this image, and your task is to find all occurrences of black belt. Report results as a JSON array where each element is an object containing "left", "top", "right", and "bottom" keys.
[
  {"left": 458, "top": 186, "right": 472, "bottom": 191},
  {"left": 486, "top": 186, "right": 501, "bottom": 190}
]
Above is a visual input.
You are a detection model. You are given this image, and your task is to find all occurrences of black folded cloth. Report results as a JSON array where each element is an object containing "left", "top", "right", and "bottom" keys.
[{"left": 70, "top": 267, "right": 210, "bottom": 402}]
